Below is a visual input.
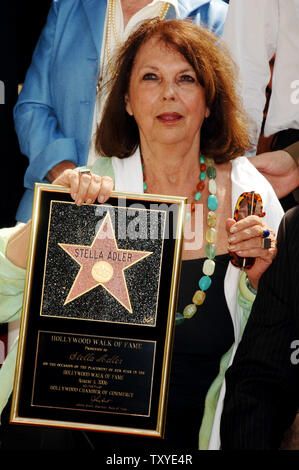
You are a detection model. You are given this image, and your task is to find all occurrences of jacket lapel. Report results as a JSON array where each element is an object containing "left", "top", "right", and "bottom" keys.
[{"left": 81, "top": 0, "right": 107, "bottom": 55}]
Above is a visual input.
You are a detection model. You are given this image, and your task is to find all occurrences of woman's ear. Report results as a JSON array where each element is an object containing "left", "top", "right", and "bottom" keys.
[
  {"left": 125, "top": 93, "right": 133, "bottom": 116},
  {"left": 205, "top": 107, "right": 210, "bottom": 119}
]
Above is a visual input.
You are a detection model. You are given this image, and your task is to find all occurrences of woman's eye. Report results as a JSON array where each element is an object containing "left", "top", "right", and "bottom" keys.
[
  {"left": 179, "top": 75, "right": 195, "bottom": 83},
  {"left": 142, "top": 73, "right": 158, "bottom": 80}
]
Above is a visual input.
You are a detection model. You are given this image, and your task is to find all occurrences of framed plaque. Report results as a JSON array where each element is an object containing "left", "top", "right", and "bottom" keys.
[{"left": 10, "top": 183, "right": 186, "bottom": 438}]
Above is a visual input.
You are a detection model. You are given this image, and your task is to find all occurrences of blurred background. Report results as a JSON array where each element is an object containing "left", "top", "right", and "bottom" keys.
[
  {"left": 0, "top": 1, "right": 52, "bottom": 229},
  {"left": 0, "top": 0, "right": 51, "bottom": 367}
]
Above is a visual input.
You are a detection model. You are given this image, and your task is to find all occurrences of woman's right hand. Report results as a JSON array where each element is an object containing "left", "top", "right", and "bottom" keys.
[
  {"left": 52, "top": 169, "right": 114, "bottom": 206},
  {"left": 6, "top": 170, "right": 114, "bottom": 269},
  {"left": 226, "top": 215, "right": 277, "bottom": 291}
]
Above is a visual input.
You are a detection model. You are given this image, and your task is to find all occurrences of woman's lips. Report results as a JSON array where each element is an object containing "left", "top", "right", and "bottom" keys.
[{"left": 156, "top": 112, "right": 183, "bottom": 123}]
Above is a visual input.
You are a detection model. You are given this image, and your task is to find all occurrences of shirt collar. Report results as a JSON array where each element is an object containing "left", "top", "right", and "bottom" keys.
[{"left": 149, "top": 0, "right": 180, "bottom": 18}]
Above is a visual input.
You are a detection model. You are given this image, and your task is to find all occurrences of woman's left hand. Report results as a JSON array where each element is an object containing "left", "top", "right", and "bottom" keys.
[{"left": 226, "top": 216, "right": 277, "bottom": 290}]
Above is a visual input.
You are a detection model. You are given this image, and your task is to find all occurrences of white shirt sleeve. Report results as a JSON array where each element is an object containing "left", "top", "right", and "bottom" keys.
[{"left": 223, "top": 0, "right": 279, "bottom": 150}]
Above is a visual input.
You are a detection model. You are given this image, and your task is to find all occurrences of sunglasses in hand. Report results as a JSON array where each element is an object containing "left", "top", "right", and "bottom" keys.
[{"left": 229, "top": 191, "right": 266, "bottom": 269}]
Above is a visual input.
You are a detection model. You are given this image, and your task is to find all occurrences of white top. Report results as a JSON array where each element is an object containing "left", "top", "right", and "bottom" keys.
[
  {"left": 223, "top": 0, "right": 299, "bottom": 151},
  {"left": 87, "top": 0, "right": 179, "bottom": 166}
]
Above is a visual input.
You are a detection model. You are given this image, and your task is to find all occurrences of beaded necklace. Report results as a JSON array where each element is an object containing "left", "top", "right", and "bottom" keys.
[{"left": 142, "top": 156, "right": 218, "bottom": 325}]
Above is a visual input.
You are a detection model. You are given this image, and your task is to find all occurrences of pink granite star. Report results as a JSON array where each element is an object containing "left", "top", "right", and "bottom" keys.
[{"left": 59, "top": 212, "right": 152, "bottom": 312}]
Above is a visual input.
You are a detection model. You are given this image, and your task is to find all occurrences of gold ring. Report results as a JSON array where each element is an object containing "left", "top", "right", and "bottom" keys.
[{"left": 77, "top": 168, "right": 91, "bottom": 176}]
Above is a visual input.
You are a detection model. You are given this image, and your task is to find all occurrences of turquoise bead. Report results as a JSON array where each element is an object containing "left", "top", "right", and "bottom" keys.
[
  {"left": 200, "top": 172, "right": 206, "bottom": 181},
  {"left": 143, "top": 181, "right": 147, "bottom": 191},
  {"left": 200, "top": 156, "right": 205, "bottom": 163},
  {"left": 207, "top": 166, "right": 216, "bottom": 179},
  {"left": 207, "top": 195, "right": 218, "bottom": 210},
  {"left": 194, "top": 192, "right": 201, "bottom": 201},
  {"left": 198, "top": 275, "right": 212, "bottom": 291},
  {"left": 175, "top": 312, "right": 185, "bottom": 325}
]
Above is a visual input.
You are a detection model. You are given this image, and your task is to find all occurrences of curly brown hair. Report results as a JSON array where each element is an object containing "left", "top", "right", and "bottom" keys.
[{"left": 95, "top": 18, "right": 251, "bottom": 163}]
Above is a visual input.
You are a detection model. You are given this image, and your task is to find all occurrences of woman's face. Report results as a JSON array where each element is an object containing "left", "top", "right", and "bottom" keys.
[{"left": 125, "top": 37, "right": 210, "bottom": 152}]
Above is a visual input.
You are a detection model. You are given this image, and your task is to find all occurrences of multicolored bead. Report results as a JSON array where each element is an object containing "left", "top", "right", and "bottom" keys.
[
  {"left": 205, "top": 243, "right": 216, "bottom": 259},
  {"left": 207, "top": 211, "right": 216, "bottom": 227},
  {"left": 197, "top": 181, "right": 205, "bottom": 191},
  {"left": 192, "top": 290, "right": 206, "bottom": 305},
  {"left": 206, "top": 227, "right": 217, "bottom": 243},
  {"left": 207, "top": 195, "right": 218, "bottom": 211},
  {"left": 183, "top": 304, "right": 197, "bottom": 319},
  {"left": 207, "top": 166, "right": 216, "bottom": 179},
  {"left": 205, "top": 157, "right": 214, "bottom": 166},
  {"left": 203, "top": 259, "right": 215, "bottom": 276},
  {"left": 208, "top": 179, "right": 217, "bottom": 195},
  {"left": 198, "top": 275, "right": 212, "bottom": 291},
  {"left": 176, "top": 312, "right": 185, "bottom": 325}
]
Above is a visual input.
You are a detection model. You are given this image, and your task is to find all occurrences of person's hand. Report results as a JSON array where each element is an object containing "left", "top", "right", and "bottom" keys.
[
  {"left": 226, "top": 216, "right": 277, "bottom": 290},
  {"left": 52, "top": 169, "right": 114, "bottom": 205},
  {"left": 249, "top": 151, "right": 299, "bottom": 198},
  {"left": 46, "top": 160, "right": 77, "bottom": 182},
  {"left": 280, "top": 412, "right": 299, "bottom": 450}
]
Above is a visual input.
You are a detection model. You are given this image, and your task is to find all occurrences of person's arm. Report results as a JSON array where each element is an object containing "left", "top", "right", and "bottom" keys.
[
  {"left": 221, "top": 208, "right": 299, "bottom": 449},
  {"left": 5, "top": 222, "right": 31, "bottom": 269},
  {"left": 0, "top": 225, "right": 30, "bottom": 418},
  {"left": 283, "top": 141, "right": 299, "bottom": 166},
  {"left": 13, "top": 1, "right": 78, "bottom": 186},
  {"left": 249, "top": 145, "right": 299, "bottom": 198},
  {"left": 5, "top": 170, "right": 114, "bottom": 268},
  {"left": 223, "top": 0, "right": 279, "bottom": 149},
  {"left": 0, "top": 226, "right": 27, "bottom": 324}
]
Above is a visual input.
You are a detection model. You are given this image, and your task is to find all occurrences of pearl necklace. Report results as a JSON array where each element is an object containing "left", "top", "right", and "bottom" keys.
[{"left": 142, "top": 156, "right": 218, "bottom": 325}]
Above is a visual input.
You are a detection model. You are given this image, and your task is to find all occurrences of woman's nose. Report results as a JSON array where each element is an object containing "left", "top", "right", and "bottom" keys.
[{"left": 161, "top": 81, "right": 176, "bottom": 101}]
